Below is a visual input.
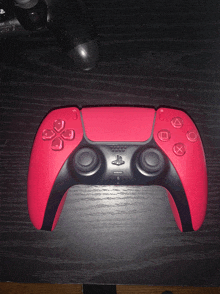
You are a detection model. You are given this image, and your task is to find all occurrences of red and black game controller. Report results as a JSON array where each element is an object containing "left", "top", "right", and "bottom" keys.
[{"left": 27, "top": 107, "right": 207, "bottom": 232}]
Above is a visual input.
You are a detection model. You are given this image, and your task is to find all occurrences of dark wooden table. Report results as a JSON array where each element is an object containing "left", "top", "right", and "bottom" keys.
[{"left": 1, "top": 0, "right": 220, "bottom": 287}]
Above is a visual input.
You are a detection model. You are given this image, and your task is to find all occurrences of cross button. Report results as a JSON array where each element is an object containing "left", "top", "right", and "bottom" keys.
[{"left": 173, "top": 143, "right": 186, "bottom": 156}]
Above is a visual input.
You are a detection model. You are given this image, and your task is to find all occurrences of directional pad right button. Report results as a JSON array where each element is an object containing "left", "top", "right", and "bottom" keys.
[
  {"left": 61, "top": 129, "right": 75, "bottom": 140},
  {"left": 173, "top": 143, "right": 186, "bottom": 156}
]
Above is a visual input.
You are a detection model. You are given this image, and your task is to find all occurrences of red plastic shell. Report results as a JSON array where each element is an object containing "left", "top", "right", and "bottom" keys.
[
  {"left": 81, "top": 107, "right": 155, "bottom": 142},
  {"left": 154, "top": 108, "right": 207, "bottom": 231},
  {"left": 27, "top": 107, "right": 84, "bottom": 230}
]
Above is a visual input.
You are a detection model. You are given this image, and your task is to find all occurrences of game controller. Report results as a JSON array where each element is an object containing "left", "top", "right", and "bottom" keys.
[
  {"left": 3, "top": 0, "right": 98, "bottom": 70},
  {"left": 27, "top": 107, "right": 208, "bottom": 232}
]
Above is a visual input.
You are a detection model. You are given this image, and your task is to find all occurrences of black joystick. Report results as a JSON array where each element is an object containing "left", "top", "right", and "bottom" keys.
[
  {"left": 47, "top": 0, "right": 99, "bottom": 71},
  {"left": 68, "top": 40, "right": 99, "bottom": 71},
  {"left": 14, "top": 0, "right": 47, "bottom": 31},
  {"left": 139, "top": 148, "right": 165, "bottom": 175},
  {"left": 74, "top": 148, "right": 100, "bottom": 174},
  {"left": 12, "top": 0, "right": 99, "bottom": 70}
]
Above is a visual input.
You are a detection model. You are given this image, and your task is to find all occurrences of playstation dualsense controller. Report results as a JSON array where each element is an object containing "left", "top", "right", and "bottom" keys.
[{"left": 27, "top": 107, "right": 207, "bottom": 232}]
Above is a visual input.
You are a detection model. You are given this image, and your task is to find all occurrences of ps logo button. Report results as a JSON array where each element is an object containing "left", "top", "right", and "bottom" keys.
[
  {"left": 186, "top": 130, "right": 198, "bottom": 142},
  {"left": 112, "top": 155, "right": 125, "bottom": 166},
  {"left": 51, "top": 137, "right": 63, "bottom": 151},
  {"left": 171, "top": 117, "right": 183, "bottom": 128},
  {"left": 158, "top": 130, "right": 171, "bottom": 142},
  {"left": 173, "top": 143, "right": 186, "bottom": 156},
  {"left": 53, "top": 119, "right": 65, "bottom": 133},
  {"left": 61, "top": 129, "right": 75, "bottom": 140},
  {"left": 42, "top": 129, "right": 56, "bottom": 140}
]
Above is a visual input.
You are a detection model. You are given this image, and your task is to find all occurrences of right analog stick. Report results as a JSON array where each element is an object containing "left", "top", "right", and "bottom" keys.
[
  {"left": 74, "top": 147, "right": 99, "bottom": 173},
  {"left": 139, "top": 148, "right": 165, "bottom": 175}
]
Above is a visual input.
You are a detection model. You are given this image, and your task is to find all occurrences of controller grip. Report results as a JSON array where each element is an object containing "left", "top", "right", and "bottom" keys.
[
  {"left": 166, "top": 190, "right": 184, "bottom": 232},
  {"left": 40, "top": 158, "right": 78, "bottom": 231},
  {"left": 164, "top": 181, "right": 206, "bottom": 232}
]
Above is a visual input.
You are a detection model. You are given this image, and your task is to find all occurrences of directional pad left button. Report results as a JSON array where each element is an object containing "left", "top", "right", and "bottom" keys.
[
  {"left": 42, "top": 129, "right": 56, "bottom": 140},
  {"left": 51, "top": 137, "right": 63, "bottom": 151}
]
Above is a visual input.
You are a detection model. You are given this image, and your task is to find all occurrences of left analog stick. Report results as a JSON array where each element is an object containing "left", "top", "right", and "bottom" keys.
[{"left": 74, "top": 148, "right": 99, "bottom": 173}]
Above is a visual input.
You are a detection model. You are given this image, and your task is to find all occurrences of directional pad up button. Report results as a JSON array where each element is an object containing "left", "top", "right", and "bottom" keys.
[
  {"left": 61, "top": 129, "right": 75, "bottom": 140},
  {"left": 53, "top": 119, "right": 65, "bottom": 133}
]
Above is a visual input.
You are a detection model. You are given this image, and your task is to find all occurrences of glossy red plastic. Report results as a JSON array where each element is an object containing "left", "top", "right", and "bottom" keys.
[
  {"left": 81, "top": 107, "right": 155, "bottom": 142},
  {"left": 154, "top": 108, "right": 207, "bottom": 231},
  {"left": 28, "top": 106, "right": 207, "bottom": 232},
  {"left": 27, "top": 107, "right": 84, "bottom": 230}
]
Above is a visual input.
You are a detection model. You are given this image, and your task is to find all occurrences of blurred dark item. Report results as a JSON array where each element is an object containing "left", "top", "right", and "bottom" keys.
[
  {"left": 0, "top": 0, "right": 99, "bottom": 70},
  {"left": 47, "top": 0, "right": 99, "bottom": 70},
  {"left": 13, "top": 0, "right": 47, "bottom": 31},
  {"left": 0, "top": 0, "right": 14, "bottom": 22}
]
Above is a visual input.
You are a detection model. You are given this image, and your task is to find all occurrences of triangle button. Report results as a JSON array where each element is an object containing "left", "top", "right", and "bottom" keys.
[{"left": 171, "top": 117, "right": 183, "bottom": 128}]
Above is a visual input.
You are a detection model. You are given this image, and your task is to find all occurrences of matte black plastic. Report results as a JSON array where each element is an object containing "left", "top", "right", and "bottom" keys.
[
  {"left": 46, "top": 0, "right": 99, "bottom": 70},
  {"left": 68, "top": 39, "right": 99, "bottom": 71},
  {"left": 14, "top": 0, "right": 47, "bottom": 31},
  {"left": 41, "top": 138, "right": 193, "bottom": 232}
]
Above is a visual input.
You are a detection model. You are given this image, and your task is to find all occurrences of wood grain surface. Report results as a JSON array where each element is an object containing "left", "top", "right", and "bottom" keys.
[
  {"left": 1, "top": 0, "right": 220, "bottom": 286},
  {"left": 0, "top": 283, "right": 220, "bottom": 294}
]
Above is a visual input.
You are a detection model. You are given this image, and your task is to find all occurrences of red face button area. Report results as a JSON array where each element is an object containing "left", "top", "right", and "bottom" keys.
[{"left": 42, "top": 119, "right": 75, "bottom": 151}]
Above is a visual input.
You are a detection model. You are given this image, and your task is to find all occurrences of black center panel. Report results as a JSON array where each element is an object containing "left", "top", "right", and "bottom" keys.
[{"left": 42, "top": 137, "right": 193, "bottom": 231}]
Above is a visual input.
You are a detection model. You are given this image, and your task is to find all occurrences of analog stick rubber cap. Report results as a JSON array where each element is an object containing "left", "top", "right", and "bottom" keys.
[
  {"left": 139, "top": 148, "right": 165, "bottom": 175},
  {"left": 74, "top": 148, "right": 99, "bottom": 173},
  {"left": 68, "top": 40, "right": 99, "bottom": 71}
]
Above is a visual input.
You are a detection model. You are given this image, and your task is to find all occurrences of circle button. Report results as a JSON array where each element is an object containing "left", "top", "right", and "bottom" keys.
[{"left": 186, "top": 130, "right": 198, "bottom": 142}]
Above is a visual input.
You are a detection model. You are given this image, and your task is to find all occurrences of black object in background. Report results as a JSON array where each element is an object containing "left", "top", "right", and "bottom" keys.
[
  {"left": 46, "top": 0, "right": 99, "bottom": 70},
  {"left": 14, "top": 0, "right": 48, "bottom": 31},
  {"left": 83, "top": 285, "right": 117, "bottom": 294}
]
